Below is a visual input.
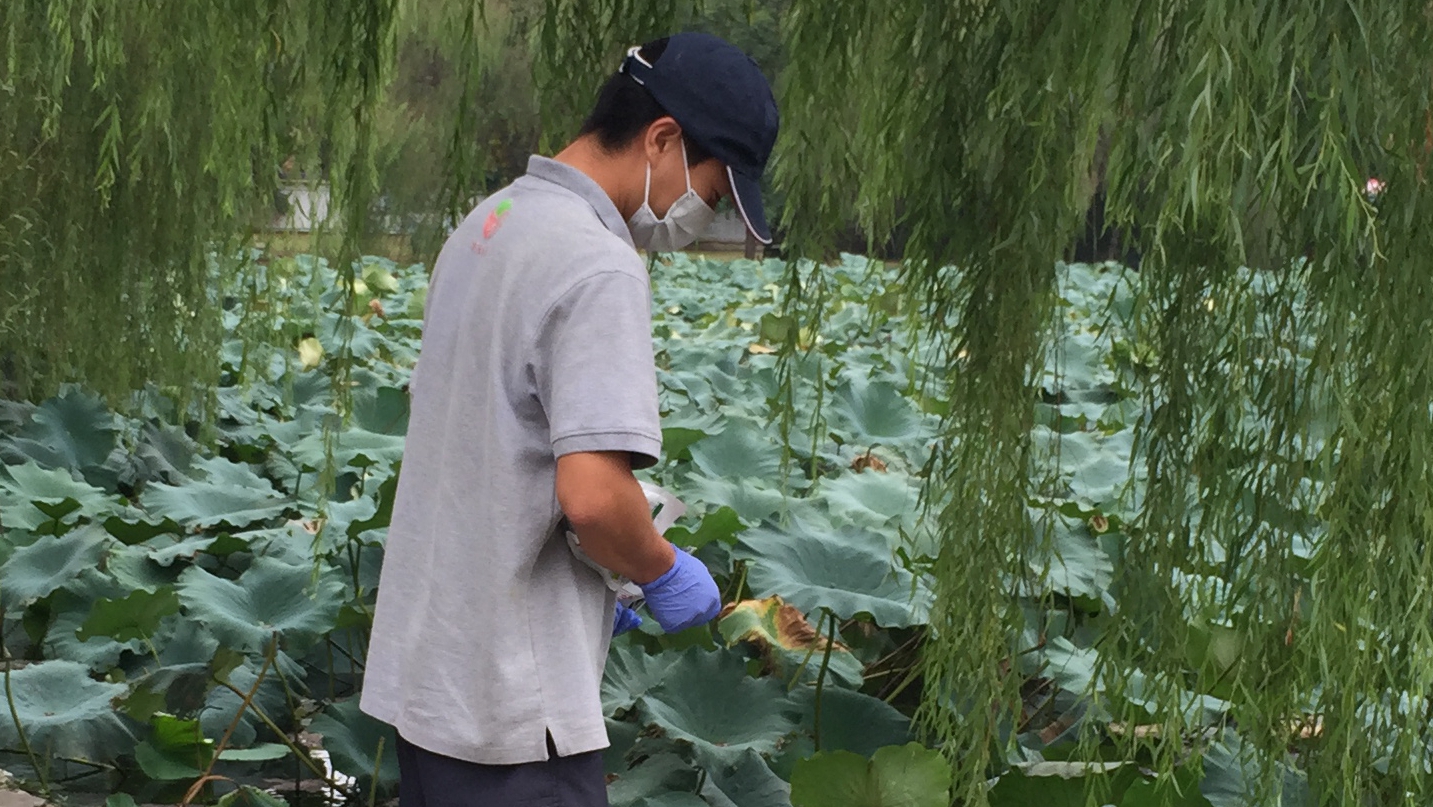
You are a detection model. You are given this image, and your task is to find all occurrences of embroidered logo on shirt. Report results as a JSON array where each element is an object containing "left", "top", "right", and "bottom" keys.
[{"left": 483, "top": 198, "right": 514, "bottom": 239}]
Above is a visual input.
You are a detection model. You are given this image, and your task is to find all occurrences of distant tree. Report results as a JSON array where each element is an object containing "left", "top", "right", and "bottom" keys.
[
  {"left": 370, "top": 0, "right": 543, "bottom": 257},
  {"left": 0, "top": 0, "right": 397, "bottom": 403}
]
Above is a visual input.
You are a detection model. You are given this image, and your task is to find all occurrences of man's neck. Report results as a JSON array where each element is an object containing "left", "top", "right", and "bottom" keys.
[{"left": 553, "top": 137, "right": 643, "bottom": 221}]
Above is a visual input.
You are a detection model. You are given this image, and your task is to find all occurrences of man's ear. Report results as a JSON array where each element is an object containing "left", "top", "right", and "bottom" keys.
[{"left": 641, "top": 116, "right": 684, "bottom": 162}]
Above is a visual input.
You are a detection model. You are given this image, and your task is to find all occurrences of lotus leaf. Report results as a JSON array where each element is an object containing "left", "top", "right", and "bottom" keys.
[
  {"left": 789, "top": 743, "right": 951, "bottom": 807},
  {"left": 177, "top": 556, "right": 343, "bottom": 653},
  {"left": 79, "top": 587, "right": 182, "bottom": 643},
  {"left": 635, "top": 647, "right": 802, "bottom": 768},
  {"left": 0, "top": 461, "right": 119, "bottom": 530},
  {"left": 819, "top": 470, "right": 919, "bottom": 531},
  {"left": 787, "top": 685, "right": 913, "bottom": 758},
  {"left": 0, "top": 524, "right": 111, "bottom": 607},
  {"left": 308, "top": 698, "right": 400, "bottom": 792},
  {"left": 607, "top": 752, "right": 702, "bottom": 806},
  {"left": 602, "top": 643, "right": 683, "bottom": 717},
  {"left": 289, "top": 426, "right": 405, "bottom": 472},
  {"left": 987, "top": 761, "right": 1141, "bottom": 807},
  {"left": 142, "top": 456, "right": 292, "bottom": 529},
  {"left": 827, "top": 377, "right": 927, "bottom": 447},
  {"left": 701, "top": 749, "right": 793, "bottom": 807},
  {"left": 0, "top": 387, "right": 118, "bottom": 472},
  {"left": 0, "top": 659, "right": 134, "bottom": 761},
  {"left": 735, "top": 523, "right": 930, "bottom": 628},
  {"left": 47, "top": 590, "right": 142, "bottom": 671}
]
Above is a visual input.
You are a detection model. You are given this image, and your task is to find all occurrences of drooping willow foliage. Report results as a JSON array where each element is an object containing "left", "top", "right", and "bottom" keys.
[
  {"left": 776, "top": 2, "right": 1433, "bottom": 805},
  {"left": 532, "top": 0, "right": 692, "bottom": 149},
  {"left": 542, "top": 0, "right": 1433, "bottom": 803},
  {"left": 0, "top": 0, "right": 397, "bottom": 404}
]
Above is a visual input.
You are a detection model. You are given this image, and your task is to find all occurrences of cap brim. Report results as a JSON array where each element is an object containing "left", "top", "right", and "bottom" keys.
[{"left": 727, "top": 166, "right": 772, "bottom": 245}]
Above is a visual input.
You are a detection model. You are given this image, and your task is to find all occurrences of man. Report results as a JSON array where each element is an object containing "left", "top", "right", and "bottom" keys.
[{"left": 359, "top": 32, "right": 779, "bottom": 806}]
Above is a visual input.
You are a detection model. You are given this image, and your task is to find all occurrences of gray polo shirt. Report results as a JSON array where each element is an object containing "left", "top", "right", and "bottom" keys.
[{"left": 359, "top": 156, "right": 662, "bottom": 765}]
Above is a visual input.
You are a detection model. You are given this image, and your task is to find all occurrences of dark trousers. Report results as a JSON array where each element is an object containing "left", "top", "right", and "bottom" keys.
[{"left": 396, "top": 730, "right": 609, "bottom": 807}]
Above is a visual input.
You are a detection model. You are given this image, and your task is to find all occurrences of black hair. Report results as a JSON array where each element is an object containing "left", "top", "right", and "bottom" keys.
[{"left": 578, "top": 37, "right": 715, "bottom": 163}]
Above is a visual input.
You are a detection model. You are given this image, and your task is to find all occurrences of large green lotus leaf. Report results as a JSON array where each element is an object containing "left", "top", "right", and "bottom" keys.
[
  {"left": 1033, "top": 427, "right": 1136, "bottom": 506},
  {"left": 827, "top": 377, "right": 927, "bottom": 445},
  {"left": 1041, "top": 328, "right": 1117, "bottom": 395},
  {"left": 0, "top": 399, "right": 34, "bottom": 433},
  {"left": 1118, "top": 768, "right": 1213, "bottom": 807},
  {"left": 688, "top": 419, "right": 786, "bottom": 484},
  {"left": 151, "top": 612, "right": 222, "bottom": 665},
  {"left": 131, "top": 421, "right": 198, "bottom": 484},
  {"left": 134, "top": 713, "right": 213, "bottom": 781},
  {"left": 46, "top": 590, "right": 143, "bottom": 672},
  {"left": 230, "top": 525, "right": 319, "bottom": 570},
  {"left": 316, "top": 494, "right": 380, "bottom": 554},
  {"left": 987, "top": 761, "right": 1140, "bottom": 807},
  {"left": 79, "top": 587, "right": 182, "bottom": 643},
  {"left": 661, "top": 369, "right": 716, "bottom": 413},
  {"left": 125, "top": 618, "right": 221, "bottom": 718},
  {"left": 257, "top": 405, "right": 324, "bottom": 453},
  {"left": 0, "top": 659, "right": 135, "bottom": 760},
  {"left": 661, "top": 426, "right": 710, "bottom": 463},
  {"left": 351, "top": 382, "right": 411, "bottom": 436},
  {"left": 788, "top": 685, "right": 912, "bottom": 758},
  {"left": 289, "top": 426, "right": 406, "bottom": 472},
  {"left": 108, "top": 543, "right": 186, "bottom": 593},
  {"left": 142, "top": 456, "right": 292, "bottom": 530},
  {"left": 177, "top": 556, "right": 343, "bottom": 653},
  {"left": 0, "top": 461, "right": 120, "bottom": 530},
  {"left": 602, "top": 644, "right": 683, "bottom": 717},
  {"left": 635, "top": 647, "right": 801, "bottom": 768},
  {"left": 819, "top": 471, "right": 918, "bottom": 531},
  {"left": 1027, "top": 514, "right": 1114, "bottom": 603},
  {"left": 607, "top": 752, "right": 702, "bottom": 807},
  {"left": 308, "top": 697, "right": 400, "bottom": 793},
  {"left": 1198, "top": 730, "right": 1307, "bottom": 807},
  {"left": 0, "top": 529, "right": 40, "bottom": 571},
  {"left": 705, "top": 366, "right": 759, "bottom": 409},
  {"left": 789, "top": 744, "right": 951, "bottom": 807},
  {"left": 144, "top": 533, "right": 221, "bottom": 567},
  {"left": 0, "top": 388, "right": 118, "bottom": 472},
  {"left": 604, "top": 716, "right": 642, "bottom": 773},
  {"left": 682, "top": 474, "right": 789, "bottom": 525},
  {"left": 665, "top": 505, "right": 746, "bottom": 550},
  {"left": 735, "top": 523, "right": 930, "bottom": 628},
  {"left": 319, "top": 313, "right": 385, "bottom": 362},
  {"left": 201, "top": 651, "right": 305, "bottom": 748},
  {"left": 0, "top": 525, "right": 112, "bottom": 608},
  {"left": 701, "top": 749, "right": 793, "bottom": 807},
  {"left": 1040, "top": 637, "right": 1099, "bottom": 694},
  {"left": 103, "top": 509, "right": 184, "bottom": 545}
]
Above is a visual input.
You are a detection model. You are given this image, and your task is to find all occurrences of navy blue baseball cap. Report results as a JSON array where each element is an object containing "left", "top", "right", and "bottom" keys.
[{"left": 621, "top": 32, "right": 780, "bottom": 244}]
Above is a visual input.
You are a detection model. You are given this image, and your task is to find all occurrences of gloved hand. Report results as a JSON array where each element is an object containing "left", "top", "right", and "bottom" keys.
[
  {"left": 638, "top": 546, "right": 722, "bottom": 633},
  {"left": 612, "top": 602, "right": 643, "bottom": 636}
]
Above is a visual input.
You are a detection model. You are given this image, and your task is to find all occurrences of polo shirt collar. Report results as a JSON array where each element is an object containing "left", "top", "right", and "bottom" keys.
[{"left": 524, "top": 155, "right": 635, "bottom": 248}]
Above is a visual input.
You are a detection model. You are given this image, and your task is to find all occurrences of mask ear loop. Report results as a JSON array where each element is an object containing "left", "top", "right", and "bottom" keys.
[
  {"left": 680, "top": 139, "right": 694, "bottom": 193},
  {"left": 642, "top": 159, "right": 653, "bottom": 207}
]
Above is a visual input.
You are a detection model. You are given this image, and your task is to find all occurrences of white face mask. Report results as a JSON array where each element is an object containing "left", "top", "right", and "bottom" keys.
[{"left": 627, "top": 141, "right": 716, "bottom": 252}]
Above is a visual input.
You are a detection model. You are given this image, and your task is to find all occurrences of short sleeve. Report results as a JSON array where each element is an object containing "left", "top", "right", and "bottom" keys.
[{"left": 533, "top": 271, "right": 662, "bottom": 469}]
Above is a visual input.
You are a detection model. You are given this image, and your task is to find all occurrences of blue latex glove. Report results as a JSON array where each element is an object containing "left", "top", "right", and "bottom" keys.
[
  {"left": 612, "top": 602, "right": 643, "bottom": 636},
  {"left": 638, "top": 546, "right": 722, "bottom": 633}
]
